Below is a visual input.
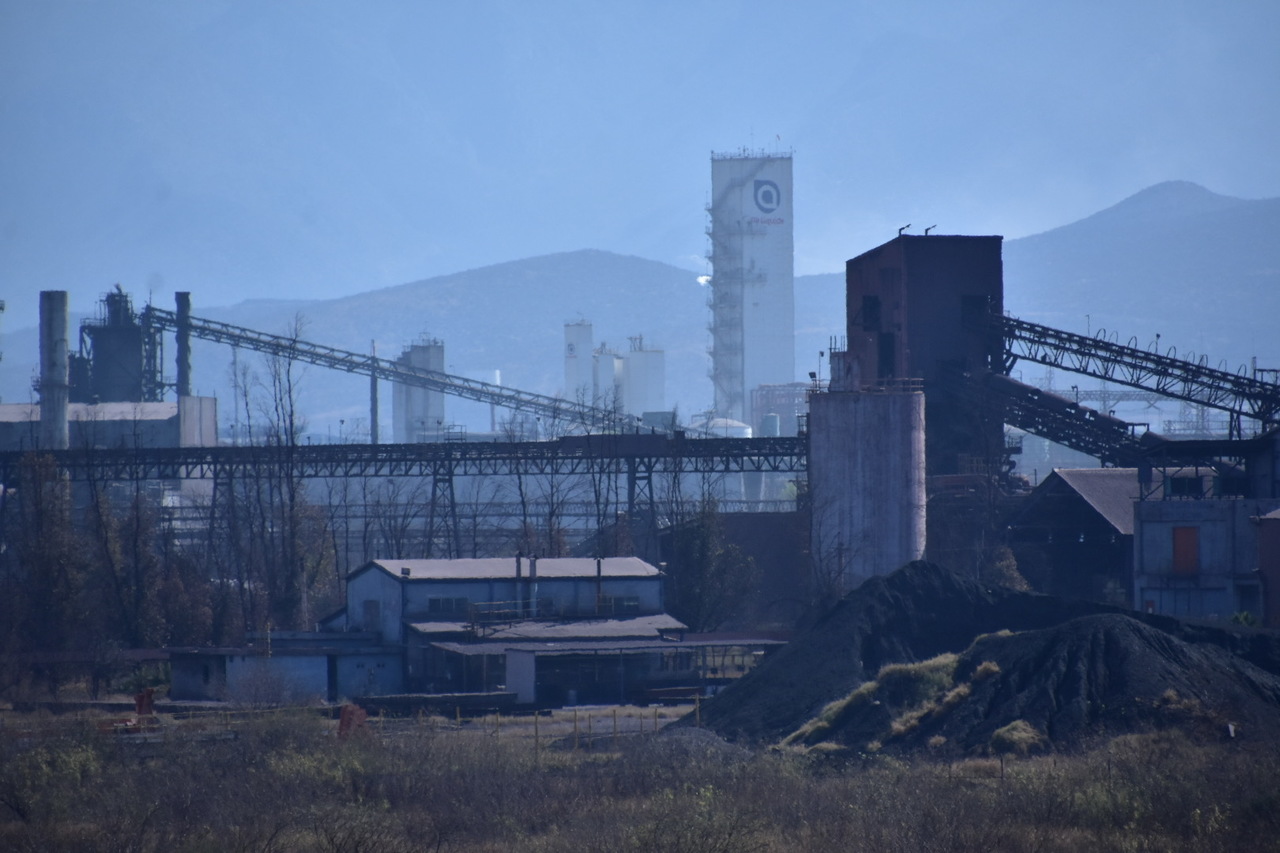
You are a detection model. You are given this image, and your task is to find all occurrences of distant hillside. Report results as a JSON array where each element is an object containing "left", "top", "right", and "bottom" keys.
[
  {"left": 1003, "top": 181, "right": 1280, "bottom": 372},
  {"left": 4, "top": 182, "right": 1278, "bottom": 434}
]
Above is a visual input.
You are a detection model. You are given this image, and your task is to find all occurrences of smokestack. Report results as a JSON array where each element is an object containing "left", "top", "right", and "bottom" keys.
[
  {"left": 596, "top": 556, "right": 604, "bottom": 615},
  {"left": 176, "top": 292, "right": 192, "bottom": 398},
  {"left": 39, "top": 291, "right": 69, "bottom": 450}
]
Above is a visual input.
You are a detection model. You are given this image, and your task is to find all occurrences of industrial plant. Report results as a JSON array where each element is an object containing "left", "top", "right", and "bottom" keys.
[{"left": 3, "top": 152, "right": 1280, "bottom": 710}]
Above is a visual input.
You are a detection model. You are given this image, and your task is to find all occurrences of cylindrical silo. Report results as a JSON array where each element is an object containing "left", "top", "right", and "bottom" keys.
[
  {"left": 39, "top": 290, "right": 70, "bottom": 450},
  {"left": 807, "top": 386, "right": 926, "bottom": 594}
]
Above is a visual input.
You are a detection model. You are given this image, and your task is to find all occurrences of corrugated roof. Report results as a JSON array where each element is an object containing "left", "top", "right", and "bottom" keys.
[
  {"left": 368, "top": 556, "right": 659, "bottom": 581},
  {"left": 1052, "top": 468, "right": 1143, "bottom": 535}
]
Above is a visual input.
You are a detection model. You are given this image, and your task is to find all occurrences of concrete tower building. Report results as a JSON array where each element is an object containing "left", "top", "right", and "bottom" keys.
[
  {"left": 708, "top": 152, "right": 795, "bottom": 426},
  {"left": 392, "top": 338, "right": 445, "bottom": 442},
  {"left": 843, "top": 234, "right": 1004, "bottom": 476},
  {"left": 622, "top": 336, "right": 665, "bottom": 417}
]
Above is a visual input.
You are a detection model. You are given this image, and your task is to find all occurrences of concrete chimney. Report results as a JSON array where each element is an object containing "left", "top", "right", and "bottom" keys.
[{"left": 39, "top": 291, "right": 69, "bottom": 449}]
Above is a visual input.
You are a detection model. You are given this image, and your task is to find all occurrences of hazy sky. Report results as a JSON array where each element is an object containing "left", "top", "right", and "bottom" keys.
[{"left": 2, "top": 1, "right": 1278, "bottom": 327}]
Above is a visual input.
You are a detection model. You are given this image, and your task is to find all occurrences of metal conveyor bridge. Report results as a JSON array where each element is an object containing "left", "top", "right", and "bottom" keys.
[
  {"left": 141, "top": 306, "right": 642, "bottom": 434},
  {"left": 997, "top": 314, "right": 1280, "bottom": 437}
]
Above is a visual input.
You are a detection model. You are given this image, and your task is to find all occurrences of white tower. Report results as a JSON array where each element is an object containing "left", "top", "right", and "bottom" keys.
[
  {"left": 622, "top": 335, "right": 665, "bottom": 417},
  {"left": 708, "top": 152, "right": 795, "bottom": 425}
]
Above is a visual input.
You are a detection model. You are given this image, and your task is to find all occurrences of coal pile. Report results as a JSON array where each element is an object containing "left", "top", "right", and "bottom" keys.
[
  {"left": 888, "top": 613, "right": 1280, "bottom": 753},
  {"left": 698, "top": 561, "right": 1280, "bottom": 751}
]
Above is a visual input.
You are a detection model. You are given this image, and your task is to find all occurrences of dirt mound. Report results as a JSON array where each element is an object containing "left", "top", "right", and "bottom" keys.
[
  {"left": 698, "top": 561, "right": 1280, "bottom": 746},
  {"left": 799, "top": 614, "right": 1280, "bottom": 755}
]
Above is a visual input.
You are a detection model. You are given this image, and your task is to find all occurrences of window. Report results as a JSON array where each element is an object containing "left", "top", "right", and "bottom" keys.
[
  {"left": 427, "top": 597, "right": 469, "bottom": 615},
  {"left": 861, "top": 295, "right": 882, "bottom": 331},
  {"left": 362, "top": 600, "right": 380, "bottom": 630},
  {"left": 1172, "top": 527, "right": 1200, "bottom": 576}
]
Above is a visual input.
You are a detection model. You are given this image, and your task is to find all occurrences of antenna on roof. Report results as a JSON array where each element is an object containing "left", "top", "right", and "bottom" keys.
[
  {"left": 898, "top": 224, "right": 911, "bottom": 236},
  {"left": 925, "top": 225, "right": 937, "bottom": 235}
]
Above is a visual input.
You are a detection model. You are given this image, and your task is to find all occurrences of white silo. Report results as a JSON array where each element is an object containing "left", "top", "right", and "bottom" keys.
[
  {"left": 622, "top": 335, "right": 664, "bottom": 417},
  {"left": 564, "top": 321, "right": 594, "bottom": 404},
  {"left": 708, "top": 151, "right": 795, "bottom": 424},
  {"left": 392, "top": 338, "right": 445, "bottom": 442}
]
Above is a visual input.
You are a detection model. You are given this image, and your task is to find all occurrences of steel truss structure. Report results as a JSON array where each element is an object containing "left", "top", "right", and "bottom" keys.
[
  {"left": 976, "top": 372, "right": 1150, "bottom": 467},
  {"left": 0, "top": 435, "right": 805, "bottom": 484},
  {"left": 140, "top": 306, "right": 641, "bottom": 433},
  {"left": 0, "top": 435, "right": 805, "bottom": 561},
  {"left": 998, "top": 314, "right": 1280, "bottom": 437}
]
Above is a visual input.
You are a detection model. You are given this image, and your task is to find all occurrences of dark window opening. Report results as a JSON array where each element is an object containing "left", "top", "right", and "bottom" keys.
[
  {"left": 861, "top": 295, "right": 882, "bottom": 331},
  {"left": 877, "top": 332, "right": 897, "bottom": 379},
  {"left": 1172, "top": 526, "right": 1200, "bottom": 576}
]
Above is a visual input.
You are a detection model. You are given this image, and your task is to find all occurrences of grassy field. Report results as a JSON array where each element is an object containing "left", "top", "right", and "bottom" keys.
[{"left": 2, "top": 703, "right": 1279, "bottom": 852}]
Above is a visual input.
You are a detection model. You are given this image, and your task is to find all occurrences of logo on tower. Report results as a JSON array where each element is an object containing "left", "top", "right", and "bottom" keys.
[{"left": 753, "top": 180, "right": 781, "bottom": 213}]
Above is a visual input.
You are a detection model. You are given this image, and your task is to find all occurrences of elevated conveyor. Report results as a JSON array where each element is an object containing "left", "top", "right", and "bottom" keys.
[
  {"left": 997, "top": 314, "right": 1280, "bottom": 437},
  {"left": 141, "top": 306, "right": 641, "bottom": 434}
]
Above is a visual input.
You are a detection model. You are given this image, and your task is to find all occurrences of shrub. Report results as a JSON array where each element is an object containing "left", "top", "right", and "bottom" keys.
[
  {"left": 972, "top": 660, "right": 1001, "bottom": 681},
  {"left": 990, "top": 719, "right": 1046, "bottom": 755},
  {"left": 874, "top": 654, "right": 957, "bottom": 709}
]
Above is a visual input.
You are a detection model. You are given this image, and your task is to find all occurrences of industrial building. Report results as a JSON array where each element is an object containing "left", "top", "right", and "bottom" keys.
[
  {"left": 1, "top": 289, "right": 216, "bottom": 453},
  {"left": 1008, "top": 468, "right": 1144, "bottom": 605},
  {"left": 0, "top": 399, "right": 216, "bottom": 452},
  {"left": 171, "top": 556, "right": 782, "bottom": 706},
  {"left": 841, "top": 233, "right": 1005, "bottom": 477},
  {"left": 708, "top": 152, "right": 795, "bottom": 430},
  {"left": 391, "top": 337, "right": 446, "bottom": 442},
  {"left": 562, "top": 322, "right": 666, "bottom": 419}
]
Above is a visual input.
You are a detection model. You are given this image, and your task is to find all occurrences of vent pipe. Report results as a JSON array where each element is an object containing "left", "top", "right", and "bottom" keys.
[
  {"left": 529, "top": 556, "right": 538, "bottom": 619},
  {"left": 39, "top": 291, "right": 69, "bottom": 450}
]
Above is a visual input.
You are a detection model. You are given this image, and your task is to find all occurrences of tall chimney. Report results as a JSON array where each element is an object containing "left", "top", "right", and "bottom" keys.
[
  {"left": 176, "top": 291, "right": 192, "bottom": 398},
  {"left": 515, "top": 553, "right": 524, "bottom": 617},
  {"left": 39, "top": 291, "right": 69, "bottom": 450}
]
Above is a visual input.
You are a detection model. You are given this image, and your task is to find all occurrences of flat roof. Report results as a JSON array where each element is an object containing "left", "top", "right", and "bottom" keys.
[
  {"left": 0, "top": 402, "right": 180, "bottom": 423},
  {"left": 363, "top": 556, "right": 660, "bottom": 581},
  {"left": 408, "top": 614, "right": 686, "bottom": 641},
  {"left": 431, "top": 637, "right": 785, "bottom": 657}
]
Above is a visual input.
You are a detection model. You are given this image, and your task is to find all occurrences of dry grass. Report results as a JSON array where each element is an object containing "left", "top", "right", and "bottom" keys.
[{"left": 3, "top": 709, "right": 1280, "bottom": 852}]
